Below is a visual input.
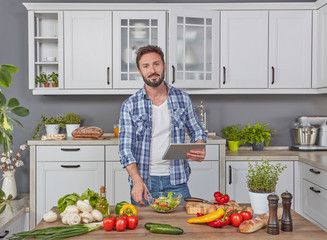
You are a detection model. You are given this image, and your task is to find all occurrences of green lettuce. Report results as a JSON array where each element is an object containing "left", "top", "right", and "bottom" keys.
[
  {"left": 57, "top": 193, "right": 81, "bottom": 213},
  {"left": 81, "top": 188, "right": 100, "bottom": 209}
]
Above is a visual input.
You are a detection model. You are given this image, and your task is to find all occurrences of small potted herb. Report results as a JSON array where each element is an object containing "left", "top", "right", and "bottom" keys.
[
  {"left": 221, "top": 124, "right": 245, "bottom": 151},
  {"left": 244, "top": 122, "right": 276, "bottom": 151},
  {"left": 33, "top": 115, "right": 64, "bottom": 138},
  {"left": 50, "top": 72, "right": 59, "bottom": 87},
  {"left": 246, "top": 157, "right": 287, "bottom": 214},
  {"left": 63, "top": 112, "right": 82, "bottom": 138},
  {"left": 35, "top": 72, "right": 58, "bottom": 88}
]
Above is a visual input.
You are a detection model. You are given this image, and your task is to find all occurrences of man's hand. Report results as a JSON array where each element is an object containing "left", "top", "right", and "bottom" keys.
[
  {"left": 186, "top": 139, "right": 206, "bottom": 162},
  {"left": 131, "top": 181, "right": 148, "bottom": 205}
]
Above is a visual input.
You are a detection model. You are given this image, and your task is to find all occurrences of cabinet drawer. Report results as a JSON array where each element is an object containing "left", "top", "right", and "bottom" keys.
[
  {"left": 302, "top": 163, "right": 327, "bottom": 189},
  {"left": 302, "top": 179, "right": 327, "bottom": 229},
  {"left": 205, "top": 145, "right": 219, "bottom": 161},
  {"left": 106, "top": 146, "right": 119, "bottom": 161},
  {"left": 37, "top": 146, "right": 104, "bottom": 162}
]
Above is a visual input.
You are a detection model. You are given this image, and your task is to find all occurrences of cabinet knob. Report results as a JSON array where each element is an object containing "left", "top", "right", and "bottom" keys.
[
  {"left": 229, "top": 165, "right": 232, "bottom": 184},
  {"left": 309, "top": 168, "right": 320, "bottom": 174}
]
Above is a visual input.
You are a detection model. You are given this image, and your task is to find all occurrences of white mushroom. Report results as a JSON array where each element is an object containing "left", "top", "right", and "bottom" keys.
[
  {"left": 43, "top": 210, "right": 58, "bottom": 223},
  {"left": 65, "top": 205, "right": 79, "bottom": 214},
  {"left": 60, "top": 212, "right": 66, "bottom": 218},
  {"left": 77, "top": 200, "right": 92, "bottom": 213},
  {"left": 61, "top": 214, "right": 68, "bottom": 225},
  {"left": 80, "top": 211, "right": 94, "bottom": 224},
  {"left": 67, "top": 212, "right": 81, "bottom": 225},
  {"left": 91, "top": 209, "right": 103, "bottom": 222}
]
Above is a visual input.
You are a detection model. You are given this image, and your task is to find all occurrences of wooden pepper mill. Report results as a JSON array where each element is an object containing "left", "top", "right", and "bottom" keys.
[
  {"left": 267, "top": 193, "right": 279, "bottom": 235},
  {"left": 281, "top": 191, "right": 293, "bottom": 232}
]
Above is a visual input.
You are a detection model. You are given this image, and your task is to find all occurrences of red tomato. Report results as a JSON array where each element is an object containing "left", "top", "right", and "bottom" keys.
[
  {"left": 231, "top": 213, "right": 243, "bottom": 227},
  {"left": 160, "top": 203, "right": 168, "bottom": 207},
  {"left": 154, "top": 199, "right": 159, "bottom": 205},
  {"left": 116, "top": 217, "right": 127, "bottom": 231},
  {"left": 127, "top": 216, "right": 138, "bottom": 230},
  {"left": 224, "top": 214, "right": 231, "bottom": 225},
  {"left": 103, "top": 216, "right": 116, "bottom": 231},
  {"left": 240, "top": 211, "right": 252, "bottom": 221}
]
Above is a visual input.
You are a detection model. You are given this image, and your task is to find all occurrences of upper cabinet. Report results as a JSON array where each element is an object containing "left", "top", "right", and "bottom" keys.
[
  {"left": 169, "top": 10, "right": 219, "bottom": 89},
  {"left": 269, "top": 11, "right": 312, "bottom": 89},
  {"left": 28, "top": 11, "right": 64, "bottom": 90},
  {"left": 220, "top": 11, "right": 268, "bottom": 89},
  {"left": 64, "top": 11, "right": 112, "bottom": 89},
  {"left": 112, "top": 11, "right": 166, "bottom": 89}
]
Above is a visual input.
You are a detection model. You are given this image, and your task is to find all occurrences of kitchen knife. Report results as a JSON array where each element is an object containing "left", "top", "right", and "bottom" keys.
[{"left": 184, "top": 197, "right": 214, "bottom": 205}]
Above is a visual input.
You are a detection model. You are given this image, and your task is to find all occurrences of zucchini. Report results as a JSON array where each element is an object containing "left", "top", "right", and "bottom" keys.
[
  {"left": 149, "top": 226, "right": 184, "bottom": 235},
  {"left": 144, "top": 222, "right": 172, "bottom": 230}
]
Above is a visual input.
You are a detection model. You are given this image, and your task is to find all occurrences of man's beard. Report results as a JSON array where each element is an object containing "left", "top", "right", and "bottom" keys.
[{"left": 142, "top": 71, "right": 165, "bottom": 87}]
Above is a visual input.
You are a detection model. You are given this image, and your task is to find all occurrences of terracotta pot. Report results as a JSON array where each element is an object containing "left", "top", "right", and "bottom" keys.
[{"left": 44, "top": 83, "right": 50, "bottom": 87}]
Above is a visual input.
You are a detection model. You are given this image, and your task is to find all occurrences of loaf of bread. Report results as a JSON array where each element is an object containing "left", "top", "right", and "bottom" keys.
[
  {"left": 239, "top": 208, "right": 283, "bottom": 233},
  {"left": 72, "top": 126, "right": 104, "bottom": 138}
]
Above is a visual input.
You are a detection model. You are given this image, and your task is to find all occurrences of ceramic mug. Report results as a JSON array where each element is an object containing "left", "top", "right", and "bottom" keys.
[{"left": 46, "top": 56, "right": 56, "bottom": 62}]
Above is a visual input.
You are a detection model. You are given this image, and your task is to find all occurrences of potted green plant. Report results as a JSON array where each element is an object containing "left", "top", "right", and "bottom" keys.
[
  {"left": 221, "top": 124, "right": 245, "bottom": 151},
  {"left": 0, "top": 64, "right": 30, "bottom": 200},
  {"left": 246, "top": 157, "right": 287, "bottom": 214},
  {"left": 33, "top": 115, "right": 64, "bottom": 138},
  {"left": 35, "top": 72, "right": 58, "bottom": 88},
  {"left": 63, "top": 112, "right": 82, "bottom": 138},
  {"left": 244, "top": 122, "right": 276, "bottom": 151},
  {"left": 49, "top": 72, "right": 59, "bottom": 87}
]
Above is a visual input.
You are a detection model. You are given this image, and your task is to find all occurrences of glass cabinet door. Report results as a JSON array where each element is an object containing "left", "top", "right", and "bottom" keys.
[
  {"left": 113, "top": 11, "right": 166, "bottom": 89},
  {"left": 169, "top": 10, "right": 219, "bottom": 89}
]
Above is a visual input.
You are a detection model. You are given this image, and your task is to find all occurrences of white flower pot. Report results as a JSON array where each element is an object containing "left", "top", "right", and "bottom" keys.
[
  {"left": 66, "top": 124, "right": 80, "bottom": 138},
  {"left": 248, "top": 191, "right": 271, "bottom": 214},
  {"left": 1, "top": 170, "right": 17, "bottom": 200},
  {"left": 46, "top": 124, "right": 60, "bottom": 135}
]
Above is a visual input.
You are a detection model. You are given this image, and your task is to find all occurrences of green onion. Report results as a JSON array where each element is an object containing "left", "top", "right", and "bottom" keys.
[{"left": 8, "top": 222, "right": 103, "bottom": 240}]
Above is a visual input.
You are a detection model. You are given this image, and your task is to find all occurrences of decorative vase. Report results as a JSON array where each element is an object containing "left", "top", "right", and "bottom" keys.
[
  {"left": 46, "top": 124, "right": 60, "bottom": 135},
  {"left": 1, "top": 170, "right": 17, "bottom": 200},
  {"left": 248, "top": 191, "right": 271, "bottom": 214},
  {"left": 228, "top": 140, "right": 239, "bottom": 151},
  {"left": 252, "top": 141, "right": 265, "bottom": 151},
  {"left": 66, "top": 124, "right": 80, "bottom": 138}
]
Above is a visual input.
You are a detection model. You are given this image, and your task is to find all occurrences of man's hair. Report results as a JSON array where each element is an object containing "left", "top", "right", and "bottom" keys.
[{"left": 136, "top": 45, "right": 165, "bottom": 69}]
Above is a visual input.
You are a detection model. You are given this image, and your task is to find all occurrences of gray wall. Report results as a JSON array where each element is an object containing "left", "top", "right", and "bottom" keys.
[{"left": 0, "top": 0, "right": 323, "bottom": 193}]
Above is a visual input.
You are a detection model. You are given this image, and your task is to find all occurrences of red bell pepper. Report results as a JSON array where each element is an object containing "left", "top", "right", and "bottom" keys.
[
  {"left": 214, "top": 191, "right": 230, "bottom": 204},
  {"left": 197, "top": 207, "right": 230, "bottom": 228}
]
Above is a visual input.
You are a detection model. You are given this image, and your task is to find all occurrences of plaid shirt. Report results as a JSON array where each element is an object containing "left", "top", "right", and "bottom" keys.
[{"left": 119, "top": 82, "right": 207, "bottom": 187}]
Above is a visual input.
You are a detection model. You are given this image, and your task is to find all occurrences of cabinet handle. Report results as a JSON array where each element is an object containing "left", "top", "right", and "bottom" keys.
[
  {"left": 172, "top": 65, "right": 175, "bottom": 84},
  {"left": 0, "top": 230, "right": 9, "bottom": 238},
  {"left": 229, "top": 165, "right": 232, "bottom": 184},
  {"left": 271, "top": 66, "right": 275, "bottom": 85},
  {"left": 107, "top": 67, "right": 110, "bottom": 85},
  {"left": 223, "top": 66, "right": 226, "bottom": 85},
  {"left": 309, "top": 168, "right": 320, "bottom": 174},
  {"left": 61, "top": 165, "right": 81, "bottom": 168},
  {"left": 309, "top": 186, "right": 321, "bottom": 193},
  {"left": 60, "top": 148, "right": 80, "bottom": 151}
]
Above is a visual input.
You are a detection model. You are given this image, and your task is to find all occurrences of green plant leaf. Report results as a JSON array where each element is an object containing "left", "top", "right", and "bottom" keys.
[
  {"left": 0, "top": 64, "right": 19, "bottom": 74},
  {"left": 0, "top": 204, "right": 6, "bottom": 214},
  {"left": 10, "top": 106, "right": 30, "bottom": 117},
  {"left": 7, "top": 194, "right": 13, "bottom": 200},
  {"left": 7, "top": 98, "right": 20, "bottom": 108},
  {"left": 0, "top": 189, "right": 5, "bottom": 199},
  {"left": 0, "top": 65, "right": 18, "bottom": 88},
  {"left": 0, "top": 91, "right": 7, "bottom": 108}
]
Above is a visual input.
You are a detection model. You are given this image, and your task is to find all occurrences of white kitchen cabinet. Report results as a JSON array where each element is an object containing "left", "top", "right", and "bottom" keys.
[
  {"left": 3, "top": 213, "right": 29, "bottom": 238},
  {"left": 188, "top": 145, "right": 219, "bottom": 199},
  {"left": 169, "top": 10, "right": 219, "bottom": 88},
  {"left": 113, "top": 11, "right": 166, "bottom": 89},
  {"left": 301, "top": 163, "right": 327, "bottom": 231},
  {"left": 269, "top": 11, "right": 312, "bottom": 88},
  {"left": 28, "top": 11, "right": 63, "bottom": 89},
  {"left": 225, "top": 161, "right": 294, "bottom": 205},
  {"left": 36, "top": 146, "right": 105, "bottom": 224},
  {"left": 220, "top": 11, "right": 268, "bottom": 89},
  {"left": 64, "top": 11, "right": 112, "bottom": 89}
]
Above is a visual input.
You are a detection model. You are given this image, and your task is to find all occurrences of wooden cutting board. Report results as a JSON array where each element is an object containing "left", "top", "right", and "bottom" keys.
[{"left": 185, "top": 200, "right": 240, "bottom": 215}]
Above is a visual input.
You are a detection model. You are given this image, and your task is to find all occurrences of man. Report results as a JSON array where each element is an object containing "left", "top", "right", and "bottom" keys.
[{"left": 119, "top": 45, "right": 206, "bottom": 205}]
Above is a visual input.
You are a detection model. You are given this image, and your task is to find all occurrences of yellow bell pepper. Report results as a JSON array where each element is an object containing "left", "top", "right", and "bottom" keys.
[
  {"left": 119, "top": 203, "right": 137, "bottom": 216},
  {"left": 187, "top": 208, "right": 225, "bottom": 223}
]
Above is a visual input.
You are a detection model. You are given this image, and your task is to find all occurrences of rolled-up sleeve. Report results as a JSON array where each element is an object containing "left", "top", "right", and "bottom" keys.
[{"left": 119, "top": 100, "right": 137, "bottom": 168}]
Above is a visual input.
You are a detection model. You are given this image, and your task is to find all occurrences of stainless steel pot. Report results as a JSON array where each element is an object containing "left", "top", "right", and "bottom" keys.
[{"left": 295, "top": 127, "right": 318, "bottom": 145}]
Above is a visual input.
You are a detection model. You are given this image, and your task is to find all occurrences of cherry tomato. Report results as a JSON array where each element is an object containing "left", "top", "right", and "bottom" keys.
[
  {"left": 154, "top": 199, "right": 159, "bottom": 205},
  {"left": 231, "top": 213, "right": 243, "bottom": 227},
  {"left": 240, "top": 211, "right": 252, "bottom": 221},
  {"left": 160, "top": 203, "right": 168, "bottom": 207},
  {"left": 103, "top": 216, "right": 116, "bottom": 231},
  {"left": 116, "top": 217, "right": 127, "bottom": 231},
  {"left": 127, "top": 216, "right": 138, "bottom": 230}
]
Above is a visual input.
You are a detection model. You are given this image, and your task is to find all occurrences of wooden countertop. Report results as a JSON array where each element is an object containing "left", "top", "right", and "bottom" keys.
[{"left": 34, "top": 205, "right": 326, "bottom": 239}]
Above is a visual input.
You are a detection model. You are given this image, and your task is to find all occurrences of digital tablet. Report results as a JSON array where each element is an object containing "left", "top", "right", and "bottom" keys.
[{"left": 162, "top": 143, "right": 206, "bottom": 160}]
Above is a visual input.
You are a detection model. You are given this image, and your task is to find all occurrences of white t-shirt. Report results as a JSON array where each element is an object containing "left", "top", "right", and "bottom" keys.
[{"left": 149, "top": 99, "right": 171, "bottom": 176}]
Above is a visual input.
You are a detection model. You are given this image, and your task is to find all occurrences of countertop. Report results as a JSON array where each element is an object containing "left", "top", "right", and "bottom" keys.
[
  {"left": 34, "top": 205, "right": 326, "bottom": 239},
  {"left": 0, "top": 194, "right": 29, "bottom": 231},
  {"left": 27, "top": 132, "right": 226, "bottom": 146}
]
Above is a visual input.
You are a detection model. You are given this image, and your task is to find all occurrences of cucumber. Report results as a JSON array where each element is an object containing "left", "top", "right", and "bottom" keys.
[
  {"left": 144, "top": 222, "right": 172, "bottom": 230},
  {"left": 149, "top": 226, "right": 184, "bottom": 235}
]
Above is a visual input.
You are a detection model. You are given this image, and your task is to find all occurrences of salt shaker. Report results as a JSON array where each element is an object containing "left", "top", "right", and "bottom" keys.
[
  {"left": 267, "top": 193, "right": 279, "bottom": 235},
  {"left": 281, "top": 191, "right": 293, "bottom": 232}
]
